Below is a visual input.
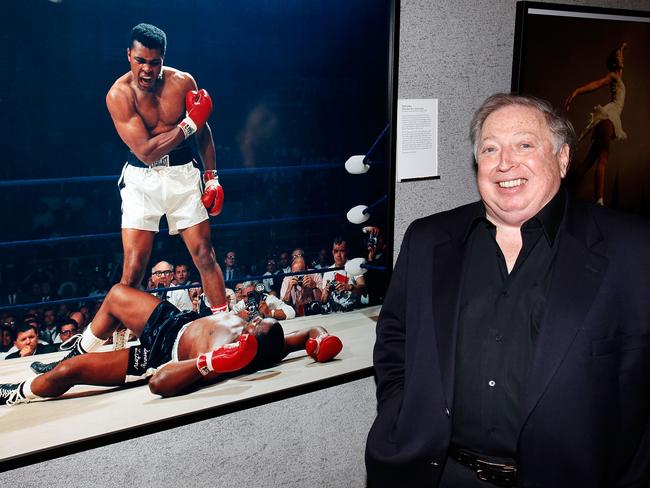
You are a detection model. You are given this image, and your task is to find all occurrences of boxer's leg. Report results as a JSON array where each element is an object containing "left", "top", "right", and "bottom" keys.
[
  {"left": 2, "top": 349, "right": 131, "bottom": 405},
  {"left": 33, "top": 348, "right": 131, "bottom": 397},
  {"left": 30, "top": 284, "right": 161, "bottom": 374},
  {"left": 179, "top": 220, "right": 227, "bottom": 310},
  {"left": 120, "top": 228, "right": 155, "bottom": 287},
  {"left": 91, "top": 284, "right": 161, "bottom": 337}
]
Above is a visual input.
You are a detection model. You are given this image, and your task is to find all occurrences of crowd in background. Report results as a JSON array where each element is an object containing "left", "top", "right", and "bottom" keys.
[{"left": 0, "top": 227, "right": 388, "bottom": 360}]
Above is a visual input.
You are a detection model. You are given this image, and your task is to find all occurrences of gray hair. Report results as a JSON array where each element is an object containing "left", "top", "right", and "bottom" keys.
[{"left": 469, "top": 93, "right": 575, "bottom": 160}]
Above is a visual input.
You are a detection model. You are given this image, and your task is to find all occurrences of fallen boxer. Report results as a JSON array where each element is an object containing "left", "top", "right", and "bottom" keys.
[{"left": 0, "top": 284, "right": 342, "bottom": 405}]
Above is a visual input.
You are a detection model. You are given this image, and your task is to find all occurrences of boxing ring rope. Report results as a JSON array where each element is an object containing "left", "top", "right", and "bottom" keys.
[
  {"left": 0, "top": 212, "right": 343, "bottom": 249},
  {"left": 345, "top": 122, "right": 390, "bottom": 174},
  {"left": 346, "top": 194, "right": 388, "bottom": 224},
  {"left": 0, "top": 162, "right": 372, "bottom": 189}
]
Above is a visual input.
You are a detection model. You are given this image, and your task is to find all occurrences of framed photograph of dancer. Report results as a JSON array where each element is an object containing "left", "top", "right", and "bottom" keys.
[{"left": 512, "top": 2, "right": 650, "bottom": 217}]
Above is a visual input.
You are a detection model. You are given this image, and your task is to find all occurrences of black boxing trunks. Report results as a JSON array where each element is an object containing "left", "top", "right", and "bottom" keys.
[
  {"left": 127, "top": 139, "right": 195, "bottom": 168},
  {"left": 139, "top": 301, "right": 199, "bottom": 369}
]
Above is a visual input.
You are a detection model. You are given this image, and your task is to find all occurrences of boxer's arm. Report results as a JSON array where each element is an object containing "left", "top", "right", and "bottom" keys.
[
  {"left": 195, "top": 122, "right": 216, "bottom": 171},
  {"left": 148, "top": 334, "right": 257, "bottom": 398},
  {"left": 283, "top": 327, "right": 342, "bottom": 362},
  {"left": 283, "top": 326, "right": 325, "bottom": 355},
  {"left": 106, "top": 86, "right": 185, "bottom": 164},
  {"left": 147, "top": 358, "right": 226, "bottom": 398}
]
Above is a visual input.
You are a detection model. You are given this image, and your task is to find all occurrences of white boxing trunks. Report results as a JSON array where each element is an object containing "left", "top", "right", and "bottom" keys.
[{"left": 119, "top": 161, "right": 208, "bottom": 235}]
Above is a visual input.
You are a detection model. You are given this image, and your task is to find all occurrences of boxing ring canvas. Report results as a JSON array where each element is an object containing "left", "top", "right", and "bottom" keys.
[
  {"left": 0, "top": 0, "right": 398, "bottom": 468},
  {"left": 512, "top": 2, "right": 650, "bottom": 217},
  {"left": 0, "top": 307, "right": 379, "bottom": 469}
]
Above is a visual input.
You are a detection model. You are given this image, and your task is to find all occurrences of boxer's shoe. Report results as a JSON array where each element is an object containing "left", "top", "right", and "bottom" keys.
[
  {"left": 0, "top": 382, "right": 27, "bottom": 406},
  {"left": 30, "top": 334, "right": 83, "bottom": 374}
]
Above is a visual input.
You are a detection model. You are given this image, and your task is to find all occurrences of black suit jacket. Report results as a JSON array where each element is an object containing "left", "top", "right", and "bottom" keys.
[{"left": 366, "top": 197, "right": 650, "bottom": 488}]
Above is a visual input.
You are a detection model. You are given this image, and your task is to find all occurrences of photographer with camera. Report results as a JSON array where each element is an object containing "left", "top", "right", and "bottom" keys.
[
  {"left": 363, "top": 226, "right": 388, "bottom": 305},
  {"left": 233, "top": 281, "right": 295, "bottom": 321},
  {"left": 280, "top": 257, "right": 323, "bottom": 317},
  {"left": 320, "top": 237, "right": 367, "bottom": 313}
]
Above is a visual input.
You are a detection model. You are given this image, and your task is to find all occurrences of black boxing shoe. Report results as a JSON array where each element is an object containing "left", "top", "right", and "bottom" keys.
[
  {"left": 0, "top": 382, "right": 27, "bottom": 406},
  {"left": 30, "top": 333, "right": 84, "bottom": 374}
]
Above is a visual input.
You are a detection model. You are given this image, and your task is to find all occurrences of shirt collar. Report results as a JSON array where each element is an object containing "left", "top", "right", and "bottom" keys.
[{"left": 464, "top": 187, "right": 566, "bottom": 245}]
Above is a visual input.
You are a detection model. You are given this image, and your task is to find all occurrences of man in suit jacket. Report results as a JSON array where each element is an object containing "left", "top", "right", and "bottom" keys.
[{"left": 366, "top": 93, "right": 650, "bottom": 487}]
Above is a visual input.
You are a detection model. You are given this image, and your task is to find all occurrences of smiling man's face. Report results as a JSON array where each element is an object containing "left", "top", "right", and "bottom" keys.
[{"left": 476, "top": 104, "right": 569, "bottom": 228}]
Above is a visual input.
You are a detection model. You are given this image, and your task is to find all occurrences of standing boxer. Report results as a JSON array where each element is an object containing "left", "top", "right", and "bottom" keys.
[{"left": 106, "top": 23, "right": 226, "bottom": 313}]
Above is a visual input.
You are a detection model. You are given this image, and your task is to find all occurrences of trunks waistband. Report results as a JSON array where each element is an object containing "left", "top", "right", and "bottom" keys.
[{"left": 127, "top": 142, "right": 194, "bottom": 168}]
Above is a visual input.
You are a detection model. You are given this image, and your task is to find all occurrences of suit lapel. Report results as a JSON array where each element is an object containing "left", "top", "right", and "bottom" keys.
[
  {"left": 431, "top": 208, "right": 476, "bottom": 407},
  {"left": 521, "top": 202, "right": 608, "bottom": 425}
]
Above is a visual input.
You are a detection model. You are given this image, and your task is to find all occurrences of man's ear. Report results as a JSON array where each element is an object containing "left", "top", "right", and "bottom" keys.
[{"left": 558, "top": 143, "right": 570, "bottom": 178}]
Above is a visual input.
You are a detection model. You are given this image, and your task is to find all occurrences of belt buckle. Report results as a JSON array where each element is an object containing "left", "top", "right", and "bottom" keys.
[
  {"left": 151, "top": 154, "right": 170, "bottom": 168},
  {"left": 454, "top": 450, "right": 517, "bottom": 487}
]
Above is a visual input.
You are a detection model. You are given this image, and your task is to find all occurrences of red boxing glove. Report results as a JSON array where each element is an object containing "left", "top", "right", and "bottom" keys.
[
  {"left": 196, "top": 333, "right": 258, "bottom": 376},
  {"left": 306, "top": 334, "right": 343, "bottom": 362},
  {"left": 201, "top": 170, "right": 224, "bottom": 216},
  {"left": 177, "top": 89, "right": 213, "bottom": 139}
]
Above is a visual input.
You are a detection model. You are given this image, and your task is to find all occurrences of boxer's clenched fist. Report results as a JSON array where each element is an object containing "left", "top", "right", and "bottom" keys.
[
  {"left": 201, "top": 170, "right": 224, "bottom": 216},
  {"left": 196, "top": 333, "right": 258, "bottom": 375},
  {"left": 306, "top": 334, "right": 343, "bottom": 362},
  {"left": 177, "top": 88, "right": 213, "bottom": 139}
]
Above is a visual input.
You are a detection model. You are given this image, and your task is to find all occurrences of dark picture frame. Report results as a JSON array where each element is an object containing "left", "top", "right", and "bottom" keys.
[
  {"left": 512, "top": 1, "right": 650, "bottom": 216},
  {"left": 0, "top": 0, "right": 399, "bottom": 469}
]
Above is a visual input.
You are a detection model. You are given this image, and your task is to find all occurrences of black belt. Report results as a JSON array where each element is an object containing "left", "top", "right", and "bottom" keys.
[
  {"left": 448, "top": 446, "right": 517, "bottom": 487},
  {"left": 127, "top": 143, "right": 194, "bottom": 168}
]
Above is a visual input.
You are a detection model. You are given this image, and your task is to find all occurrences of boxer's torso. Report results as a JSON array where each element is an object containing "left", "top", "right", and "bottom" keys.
[
  {"left": 113, "top": 67, "right": 191, "bottom": 136},
  {"left": 176, "top": 313, "right": 247, "bottom": 361}
]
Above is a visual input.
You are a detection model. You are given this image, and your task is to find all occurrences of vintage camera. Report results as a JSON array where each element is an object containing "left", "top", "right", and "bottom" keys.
[
  {"left": 245, "top": 283, "right": 268, "bottom": 318},
  {"left": 365, "top": 234, "right": 378, "bottom": 248},
  {"left": 245, "top": 291, "right": 261, "bottom": 318},
  {"left": 296, "top": 275, "right": 304, "bottom": 285}
]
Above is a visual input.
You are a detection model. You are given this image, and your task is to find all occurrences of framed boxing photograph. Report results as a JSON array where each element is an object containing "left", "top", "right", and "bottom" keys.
[
  {"left": 0, "top": 0, "right": 398, "bottom": 470},
  {"left": 512, "top": 1, "right": 650, "bottom": 217}
]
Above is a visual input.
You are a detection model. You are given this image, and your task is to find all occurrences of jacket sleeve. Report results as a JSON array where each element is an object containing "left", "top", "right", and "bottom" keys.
[{"left": 373, "top": 221, "right": 414, "bottom": 408}]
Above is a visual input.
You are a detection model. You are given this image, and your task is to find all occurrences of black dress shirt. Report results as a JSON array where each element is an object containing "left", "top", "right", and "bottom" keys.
[{"left": 451, "top": 189, "right": 566, "bottom": 458}]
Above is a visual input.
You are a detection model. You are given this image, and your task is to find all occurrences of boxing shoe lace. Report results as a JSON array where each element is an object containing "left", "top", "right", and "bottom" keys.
[
  {"left": 30, "top": 333, "right": 84, "bottom": 374},
  {"left": 0, "top": 382, "right": 27, "bottom": 406},
  {"left": 59, "top": 333, "right": 82, "bottom": 351}
]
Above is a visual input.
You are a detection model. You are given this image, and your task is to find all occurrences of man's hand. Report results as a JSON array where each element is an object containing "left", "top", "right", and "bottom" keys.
[
  {"left": 236, "top": 309, "right": 251, "bottom": 321},
  {"left": 19, "top": 344, "right": 36, "bottom": 357},
  {"left": 303, "top": 275, "right": 316, "bottom": 288},
  {"left": 335, "top": 281, "right": 350, "bottom": 292},
  {"left": 368, "top": 246, "right": 376, "bottom": 261},
  {"left": 178, "top": 89, "right": 213, "bottom": 139},
  {"left": 258, "top": 300, "right": 272, "bottom": 318},
  {"left": 189, "top": 285, "right": 202, "bottom": 312},
  {"left": 201, "top": 170, "right": 224, "bottom": 216},
  {"left": 195, "top": 334, "right": 258, "bottom": 375}
]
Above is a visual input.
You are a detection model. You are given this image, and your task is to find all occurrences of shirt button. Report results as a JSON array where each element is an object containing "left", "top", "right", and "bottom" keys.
[
  {"left": 501, "top": 290, "right": 509, "bottom": 297},
  {"left": 431, "top": 461, "right": 439, "bottom": 467},
  {"left": 495, "top": 334, "right": 503, "bottom": 342},
  {"left": 445, "top": 407, "right": 451, "bottom": 417},
  {"left": 488, "top": 380, "right": 496, "bottom": 387}
]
